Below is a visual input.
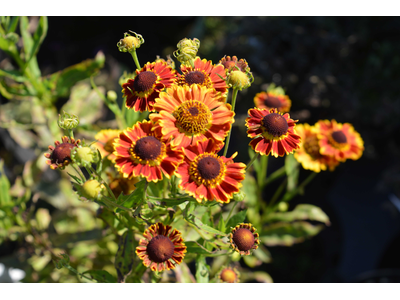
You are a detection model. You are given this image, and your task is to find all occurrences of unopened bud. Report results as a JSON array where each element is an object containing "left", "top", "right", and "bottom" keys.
[
  {"left": 107, "top": 90, "right": 118, "bottom": 102},
  {"left": 57, "top": 111, "right": 79, "bottom": 130},
  {"left": 227, "top": 70, "right": 253, "bottom": 90},
  {"left": 117, "top": 31, "right": 144, "bottom": 53},
  {"left": 71, "top": 143, "right": 100, "bottom": 167},
  {"left": 232, "top": 190, "right": 246, "bottom": 202},
  {"left": 78, "top": 179, "right": 105, "bottom": 201},
  {"left": 173, "top": 38, "right": 200, "bottom": 66}
]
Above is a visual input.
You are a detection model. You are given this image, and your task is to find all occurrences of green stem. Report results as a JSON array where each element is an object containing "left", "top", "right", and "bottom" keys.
[
  {"left": 264, "top": 166, "right": 286, "bottom": 187},
  {"left": 246, "top": 152, "right": 260, "bottom": 171},
  {"left": 130, "top": 49, "right": 141, "bottom": 70},
  {"left": 222, "top": 88, "right": 239, "bottom": 157},
  {"left": 225, "top": 201, "right": 238, "bottom": 223},
  {"left": 257, "top": 154, "right": 269, "bottom": 190},
  {"left": 71, "top": 164, "right": 86, "bottom": 182},
  {"left": 267, "top": 178, "right": 287, "bottom": 210},
  {"left": 280, "top": 171, "right": 317, "bottom": 203}
]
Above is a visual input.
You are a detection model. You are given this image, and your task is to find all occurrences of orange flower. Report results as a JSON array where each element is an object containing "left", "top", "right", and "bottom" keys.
[
  {"left": 94, "top": 129, "right": 121, "bottom": 162},
  {"left": 113, "top": 120, "right": 183, "bottom": 182},
  {"left": 229, "top": 223, "right": 260, "bottom": 256},
  {"left": 315, "top": 119, "right": 364, "bottom": 162},
  {"left": 254, "top": 91, "right": 291, "bottom": 113},
  {"left": 136, "top": 222, "right": 186, "bottom": 272},
  {"left": 177, "top": 57, "right": 228, "bottom": 96},
  {"left": 175, "top": 138, "right": 246, "bottom": 204},
  {"left": 246, "top": 108, "right": 301, "bottom": 157},
  {"left": 44, "top": 136, "right": 80, "bottom": 170},
  {"left": 294, "top": 123, "right": 340, "bottom": 172},
  {"left": 218, "top": 266, "right": 240, "bottom": 283},
  {"left": 150, "top": 85, "right": 234, "bottom": 150},
  {"left": 122, "top": 61, "right": 177, "bottom": 112}
]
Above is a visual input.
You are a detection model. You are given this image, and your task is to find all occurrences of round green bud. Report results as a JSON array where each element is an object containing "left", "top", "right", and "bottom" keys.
[
  {"left": 277, "top": 202, "right": 289, "bottom": 212},
  {"left": 57, "top": 111, "right": 79, "bottom": 130},
  {"left": 232, "top": 190, "right": 246, "bottom": 202},
  {"left": 79, "top": 179, "right": 103, "bottom": 200},
  {"left": 107, "top": 90, "right": 118, "bottom": 102},
  {"left": 228, "top": 70, "right": 252, "bottom": 90},
  {"left": 71, "top": 145, "right": 99, "bottom": 167}
]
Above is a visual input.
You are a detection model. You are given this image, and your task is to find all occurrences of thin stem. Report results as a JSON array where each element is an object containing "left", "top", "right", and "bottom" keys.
[
  {"left": 225, "top": 201, "right": 238, "bottom": 223},
  {"left": 70, "top": 164, "right": 86, "bottom": 182},
  {"left": 222, "top": 88, "right": 239, "bottom": 157},
  {"left": 130, "top": 49, "right": 141, "bottom": 70},
  {"left": 246, "top": 152, "right": 260, "bottom": 171},
  {"left": 267, "top": 177, "right": 287, "bottom": 210},
  {"left": 67, "top": 128, "right": 74, "bottom": 140},
  {"left": 264, "top": 166, "right": 286, "bottom": 186},
  {"left": 280, "top": 171, "right": 318, "bottom": 203},
  {"left": 257, "top": 154, "right": 269, "bottom": 190}
]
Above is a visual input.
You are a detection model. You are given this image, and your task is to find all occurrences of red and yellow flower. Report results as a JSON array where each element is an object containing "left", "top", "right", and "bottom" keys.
[
  {"left": 122, "top": 61, "right": 177, "bottom": 112},
  {"left": 218, "top": 266, "right": 240, "bottom": 283},
  {"left": 94, "top": 129, "right": 121, "bottom": 162},
  {"left": 315, "top": 119, "right": 364, "bottom": 162},
  {"left": 219, "top": 55, "right": 250, "bottom": 73},
  {"left": 113, "top": 120, "right": 183, "bottom": 182},
  {"left": 246, "top": 108, "right": 301, "bottom": 157},
  {"left": 44, "top": 136, "right": 80, "bottom": 170},
  {"left": 150, "top": 85, "right": 234, "bottom": 150},
  {"left": 254, "top": 91, "right": 292, "bottom": 113},
  {"left": 175, "top": 138, "right": 246, "bottom": 204},
  {"left": 294, "top": 123, "right": 340, "bottom": 172},
  {"left": 177, "top": 57, "right": 228, "bottom": 96},
  {"left": 229, "top": 223, "right": 260, "bottom": 256},
  {"left": 136, "top": 222, "right": 187, "bottom": 272}
]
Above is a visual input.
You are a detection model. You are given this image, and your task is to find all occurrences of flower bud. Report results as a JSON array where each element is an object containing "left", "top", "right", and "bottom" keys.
[
  {"left": 117, "top": 31, "right": 144, "bottom": 53},
  {"left": 71, "top": 144, "right": 100, "bottom": 167},
  {"left": 278, "top": 201, "right": 289, "bottom": 212},
  {"left": 78, "top": 179, "right": 105, "bottom": 201},
  {"left": 57, "top": 111, "right": 79, "bottom": 130},
  {"left": 107, "top": 90, "right": 118, "bottom": 102},
  {"left": 173, "top": 38, "right": 200, "bottom": 66},
  {"left": 232, "top": 190, "right": 246, "bottom": 202},
  {"left": 227, "top": 70, "right": 253, "bottom": 90}
]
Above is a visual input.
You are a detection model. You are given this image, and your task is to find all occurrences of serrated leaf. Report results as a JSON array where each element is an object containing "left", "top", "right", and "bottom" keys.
[
  {"left": 260, "top": 221, "right": 326, "bottom": 247},
  {"left": 225, "top": 209, "right": 247, "bottom": 233},
  {"left": 185, "top": 214, "right": 226, "bottom": 236},
  {"left": 81, "top": 270, "right": 117, "bottom": 283},
  {"left": 114, "top": 229, "right": 136, "bottom": 283},
  {"left": 185, "top": 241, "right": 212, "bottom": 255},
  {"left": 265, "top": 204, "right": 330, "bottom": 226},
  {"left": 285, "top": 153, "right": 299, "bottom": 192}
]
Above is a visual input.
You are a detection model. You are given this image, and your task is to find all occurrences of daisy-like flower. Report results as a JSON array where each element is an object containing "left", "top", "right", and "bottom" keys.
[
  {"left": 113, "top": 120, "right": 183, "bottom": 182},
  {"left": 229, "top": 223, "right": 260, "bottom": 256},
  {"left": 294, "top": 124, "right": 340, "bottom": 172},
  {"left": 44, "top": 136, "right": 80, "bottom": 170},
  {"left": 177, "top": 57, "right": 228, "bottom": 96},
  {"left": 246, "top": 108, "right": 301, "bottom": 158},
  {"left": 122, "top": 61, "right": 177, "bottom": 112},
  {"left": 254, "top": 91, "right": 292, "bottom": 113},
  {"left": 136, "top": 222, "right": 187, "bottom": 272},
  {"left": 315, "top": 119, "right": 364, "bottom": 162},
  {"left": 150, "top": 85, "right": 234, "bottom": 150},
  {"left": 175, "top": 138, "right": 246, "bottom": 204},
  {"left": 219, "top": 55, "right": 249, "bottom": 73},
  {"left": 94, "top": 129, "right": 121, "bottom": 162},
  {"left": 218, "top": 266, "right": 240, "bottom": 283}
]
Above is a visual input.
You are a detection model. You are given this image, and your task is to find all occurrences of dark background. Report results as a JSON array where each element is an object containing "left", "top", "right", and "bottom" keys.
[{"left": 4, "top": 16, "right": 400, "bottom": 282}]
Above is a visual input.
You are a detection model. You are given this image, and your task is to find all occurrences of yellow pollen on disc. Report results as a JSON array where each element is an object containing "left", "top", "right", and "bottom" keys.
[{"left": 174, "top": 100, "right": 212, "bottom": 134}]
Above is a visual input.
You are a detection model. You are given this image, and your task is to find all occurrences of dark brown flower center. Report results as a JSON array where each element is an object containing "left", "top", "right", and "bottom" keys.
[
  {"left": 133, "top": 71, "right": 157, "bottom": 93},
  {"left": 146, "top": 235, "right": 175, "bottom": 263},
  {"left": 264, "top": 95, "right": 282, "bottom": 109},
  {"left": 232, "top": 228, "right": 255, "bottom": 251},
  {"left": 104, "top": 139, "right": 115, "bottom": 153},
  {"left": 51, "top": 143, "right": 75, "bottom": 164},
  {"left": 262, "top": 113, "right": 289, "bottom": 137},
  {"left": 185, "top": 71, "right": 205, "bottom": 85},
  {"left": 331, "top": 130, "right": 347, "bottom": 144},
  {"left": 220, "top": 268, "right": 237, "bottom": 283},
  {"left": 134, "top": 136, "right": 161, "bottom": 160},
  {"left": 304, "top": 135, "right": 321, "bottom": 159},
  {"left": 188, "top": 107, "right": 199, "bottom": 116},
  {"left": 197, "top": 156, "right": 221, "bottom": 180}
]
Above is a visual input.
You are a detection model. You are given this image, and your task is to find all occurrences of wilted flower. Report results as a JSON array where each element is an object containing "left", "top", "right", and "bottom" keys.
[
  {"left": 44, "top": 136, "right": 80, "bottom": 170},
  {"left": 219, "top": 55, "right": 250, "bottom": 73}
]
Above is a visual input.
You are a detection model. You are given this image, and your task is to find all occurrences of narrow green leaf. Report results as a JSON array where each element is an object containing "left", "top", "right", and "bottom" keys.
[
  {"left": 217, "top": 214, "right": 225, "bottom": 233},
  {"left": 0, "top": 160, "right": 11, "bottom": 206},
  {"left": 28, "top": 16, "right": 47, "bottom": 65},
  {"left": 116, "top": 179, "right": 146, "bottom": 210},
  {"left": 81, "top": 270, "right": 117, "bottom": 283},
  {"left": 185, "top": 241, "right": 212, "bottom": 255},
  {"left": 225, "top": 209, "right": 247, "bottom": 233},
  {"left": 7, "top": 16, "right": 19, "bottom": 33},
  {"left": 285, "top": 153, "right": 299, "bottom": 192},
  {"left": 0, "top": 69, "right": 27, "bottom": 82},
  {"left": 185, "top": 214, "right": 226, "bottom": 236},
  {"left": 114, "top": 229, "right": 136, "bottom": 283},
  {"left": 264, "top": 204, "right": 330, "bottom": 225}
]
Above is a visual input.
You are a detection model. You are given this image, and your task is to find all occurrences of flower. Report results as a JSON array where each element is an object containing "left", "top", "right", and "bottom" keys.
[
  {"left": 294, "top": 123, "right": 339, "bottom": 172},
  {"left": 246, "top": 108, "right": 301, "bottom": 158},
  {"left": 229, "top": 223, "right": 260, "bottom": 256},
  {"left": 175, "top": 138, "right": 246, "bottom": 204},
  {"left": 218, "top": 266, "right": 240, "bottom": 283},
  {"left": 151, "top": 85, "right": 234, "bottom": 150},
  {"left": 177, "top": 57, "right": 228, "bottom": 96},
  {"left": 136, "top": 222, "right": 187, "bottom": 272},
  {"left": 315, "top": 119, "right": 364, "bottom": 162},
  {"left": 107, "top": 172, "right": 139, "bottom": 198},
  {"left": 122, "top": 61, "right": 177, "bottom": 112},
  {"left": 219, "top": 55, "right": 250, "bottom": 73},
  {"left": 44, "top": 136, "right": 80, "bottom": 170},
  {"left": 94, "top": 129, "right": 121, "bottom": 162},
  {"left": 113, "top": 120, "right": 183, "bottom": 182},
  {"left": 254, "top": 91, "right": 292, "bottom": 113}
]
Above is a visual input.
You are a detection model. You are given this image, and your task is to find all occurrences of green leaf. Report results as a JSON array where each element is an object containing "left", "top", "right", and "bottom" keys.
[
  {"left": 148, "top": 198, "right": 190, "bottom": 207},
  {"left": 81, "top": 270, "right": 117, "bottom": 283},
  {"left": 242, "top": 172, "right": 258, "bottom": 205},
  {"left": 253, "top": 244, "right": 272, "bottom": 263},
  {"left": 195, "top": 256, "right": 209, "bottom": 283},
  {"left": 185, "top": 241, "right": 212, "bottom": 255},
  {"left": 0, "top": 160, "right": 11, "bottom": 206},
  {"left": 0, "top": 69, "right": 27, "bottom": 82},
  {"left": 285, "top": 153, "right": 299, "bottom": 192},
  {"left": 185, "top": 214, "right": 226, "bottom": 236},
  {"left": 19, "top": 16, "right": 41, "bottom": 78},
  {"left": 260, "top": 221, "right": 326, "bottom": 247},
  {"left": 27, "top": 16, "right": 47, "bottom": 65},
  {"left": 114, "top": 229, "right": 136, "bottom": 283},
  {"left": 7, "top": 16, "right": 19, "bottom": 33},
  {"left": 225, "top": 209, "right": 247, "bottom": 233},
  {"left": 217, "top": 214, "right": 225, "bottom": 233},
  {"left": 116, "top": 179, "right": 146, "bottom": 211},
  {"left": 45, "top": 51, "right": 105, "bottom": 98},
  {"left": 264, "top": 204, "right": 330, "bottom": 226}
]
